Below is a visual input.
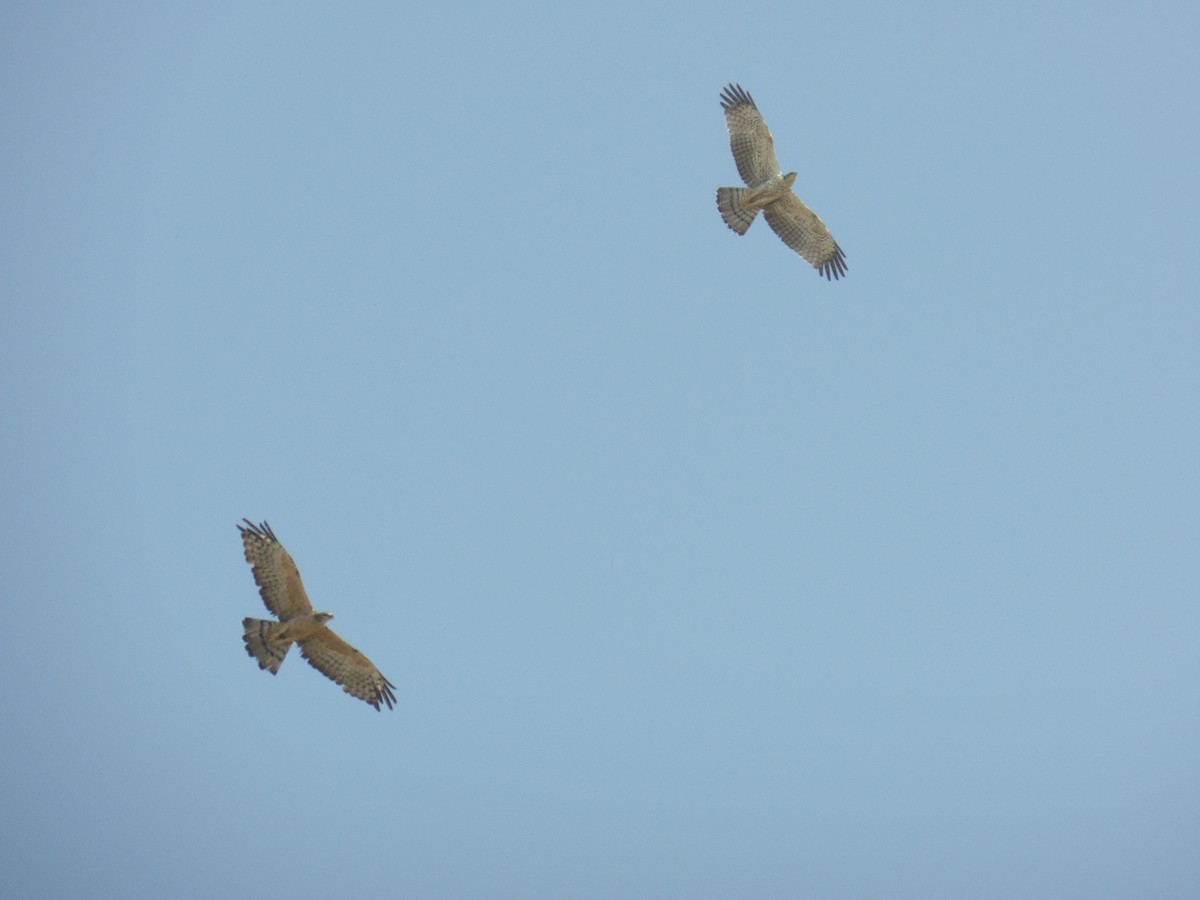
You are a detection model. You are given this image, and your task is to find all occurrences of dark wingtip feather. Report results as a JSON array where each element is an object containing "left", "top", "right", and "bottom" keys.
[
  {"left": 720, "top": 82, "right": 756, "bottom": 111},
  {"left": 374, "top": 677, "right": 398, "bottom": 711},
  {"left": 820, "top": 244, "right": 848, "bottom": 281},
  {"left": 238, "top": 518, "right": 279, "bottom": 543}
]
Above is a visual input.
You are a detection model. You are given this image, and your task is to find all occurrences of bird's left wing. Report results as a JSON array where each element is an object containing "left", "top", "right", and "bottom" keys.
[
  {"left": 762, "top": 192, "right": 848, "bottom": 280},
  {"left": 299, "top": 628, "right": 397, "bottom": 711}
]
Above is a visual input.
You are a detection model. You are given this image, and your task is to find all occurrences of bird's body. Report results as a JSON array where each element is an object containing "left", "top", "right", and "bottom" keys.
[
  {"left": 716, "top": 83, "right": 847, "bottom": 280},
  {"left": 743, "top": 172, "right": 797, "bottom": 210}
]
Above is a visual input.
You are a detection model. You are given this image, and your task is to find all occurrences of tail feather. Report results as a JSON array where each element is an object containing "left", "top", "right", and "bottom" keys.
[
  {"left": 716, "top": 186, "right": 757, "bottom": 235},
  {"left": 242, "top": 617, "right": 291, "bottom": 674}
]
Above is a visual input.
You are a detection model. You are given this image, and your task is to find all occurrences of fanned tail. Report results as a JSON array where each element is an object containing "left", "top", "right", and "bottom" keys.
[
  {"left": 716, "top": 186, "right": 757, "bottom": 235},
  {"left": 242, "top": 617, "right": 291, "bottom": 674}
]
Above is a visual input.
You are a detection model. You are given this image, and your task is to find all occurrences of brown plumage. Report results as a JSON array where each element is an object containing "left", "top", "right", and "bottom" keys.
[
  {"left": 238, "top": 519, "right": 396, "bottom": 711},
  {"left": 716, "top": 83, "right": 847, "bottom": 281}
]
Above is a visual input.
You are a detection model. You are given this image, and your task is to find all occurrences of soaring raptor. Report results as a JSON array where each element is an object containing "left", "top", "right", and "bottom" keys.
[
  {"left": 716, "top": 83, "right": 847, "bottom": 280},
  {"left": 238, "top": 519, "right": 396, "bottom": 710}
]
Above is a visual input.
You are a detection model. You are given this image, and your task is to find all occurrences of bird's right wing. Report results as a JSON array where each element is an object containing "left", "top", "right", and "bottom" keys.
[{"left": 721, "top": 83, "right": 781, "bottom": 186}]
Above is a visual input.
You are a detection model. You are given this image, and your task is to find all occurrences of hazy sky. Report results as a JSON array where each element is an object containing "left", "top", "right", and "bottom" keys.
[{"left": 3, "top": 2, "right": 1198, "bottom": 897}]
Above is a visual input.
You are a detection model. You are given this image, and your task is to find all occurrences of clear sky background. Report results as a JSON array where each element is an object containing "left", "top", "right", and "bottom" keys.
[{"left": 3, "top": 2, "right": 1198, "bottom": 897}]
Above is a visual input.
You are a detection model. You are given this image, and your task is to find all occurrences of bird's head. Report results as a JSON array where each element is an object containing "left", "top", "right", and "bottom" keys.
[
  {"left": 783, "top": 171, "right": 798, "bottom": 187},
  {"left": 314, "top": 611, "right": 334, "bottom": 624}
]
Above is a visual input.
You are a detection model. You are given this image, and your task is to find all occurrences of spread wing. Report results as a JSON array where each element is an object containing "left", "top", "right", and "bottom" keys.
[
  {"left": 762, "top": 192, "right": 848, "bottom": 281},
  {"left": 299, "top": 629, "right": 397, "bottom": 711},
  {"left": 238, "top": 519, "right": 314, "bottom": 621},
  {"left": 721, "top": 83, "right": 780, "bottom": 186}
]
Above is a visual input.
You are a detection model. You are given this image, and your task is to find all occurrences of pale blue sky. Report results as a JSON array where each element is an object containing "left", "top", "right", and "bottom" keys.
[{"left": 3, "top": 2, "right": 1198, "bottom": 897}]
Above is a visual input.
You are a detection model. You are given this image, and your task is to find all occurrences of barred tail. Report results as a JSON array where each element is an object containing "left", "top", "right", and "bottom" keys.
[
  {"left": 242, "top": 617, "right": 291, "bottom": 674},
  {"left": 716, "top": 186, "right": 757, "bottom": 235}
]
